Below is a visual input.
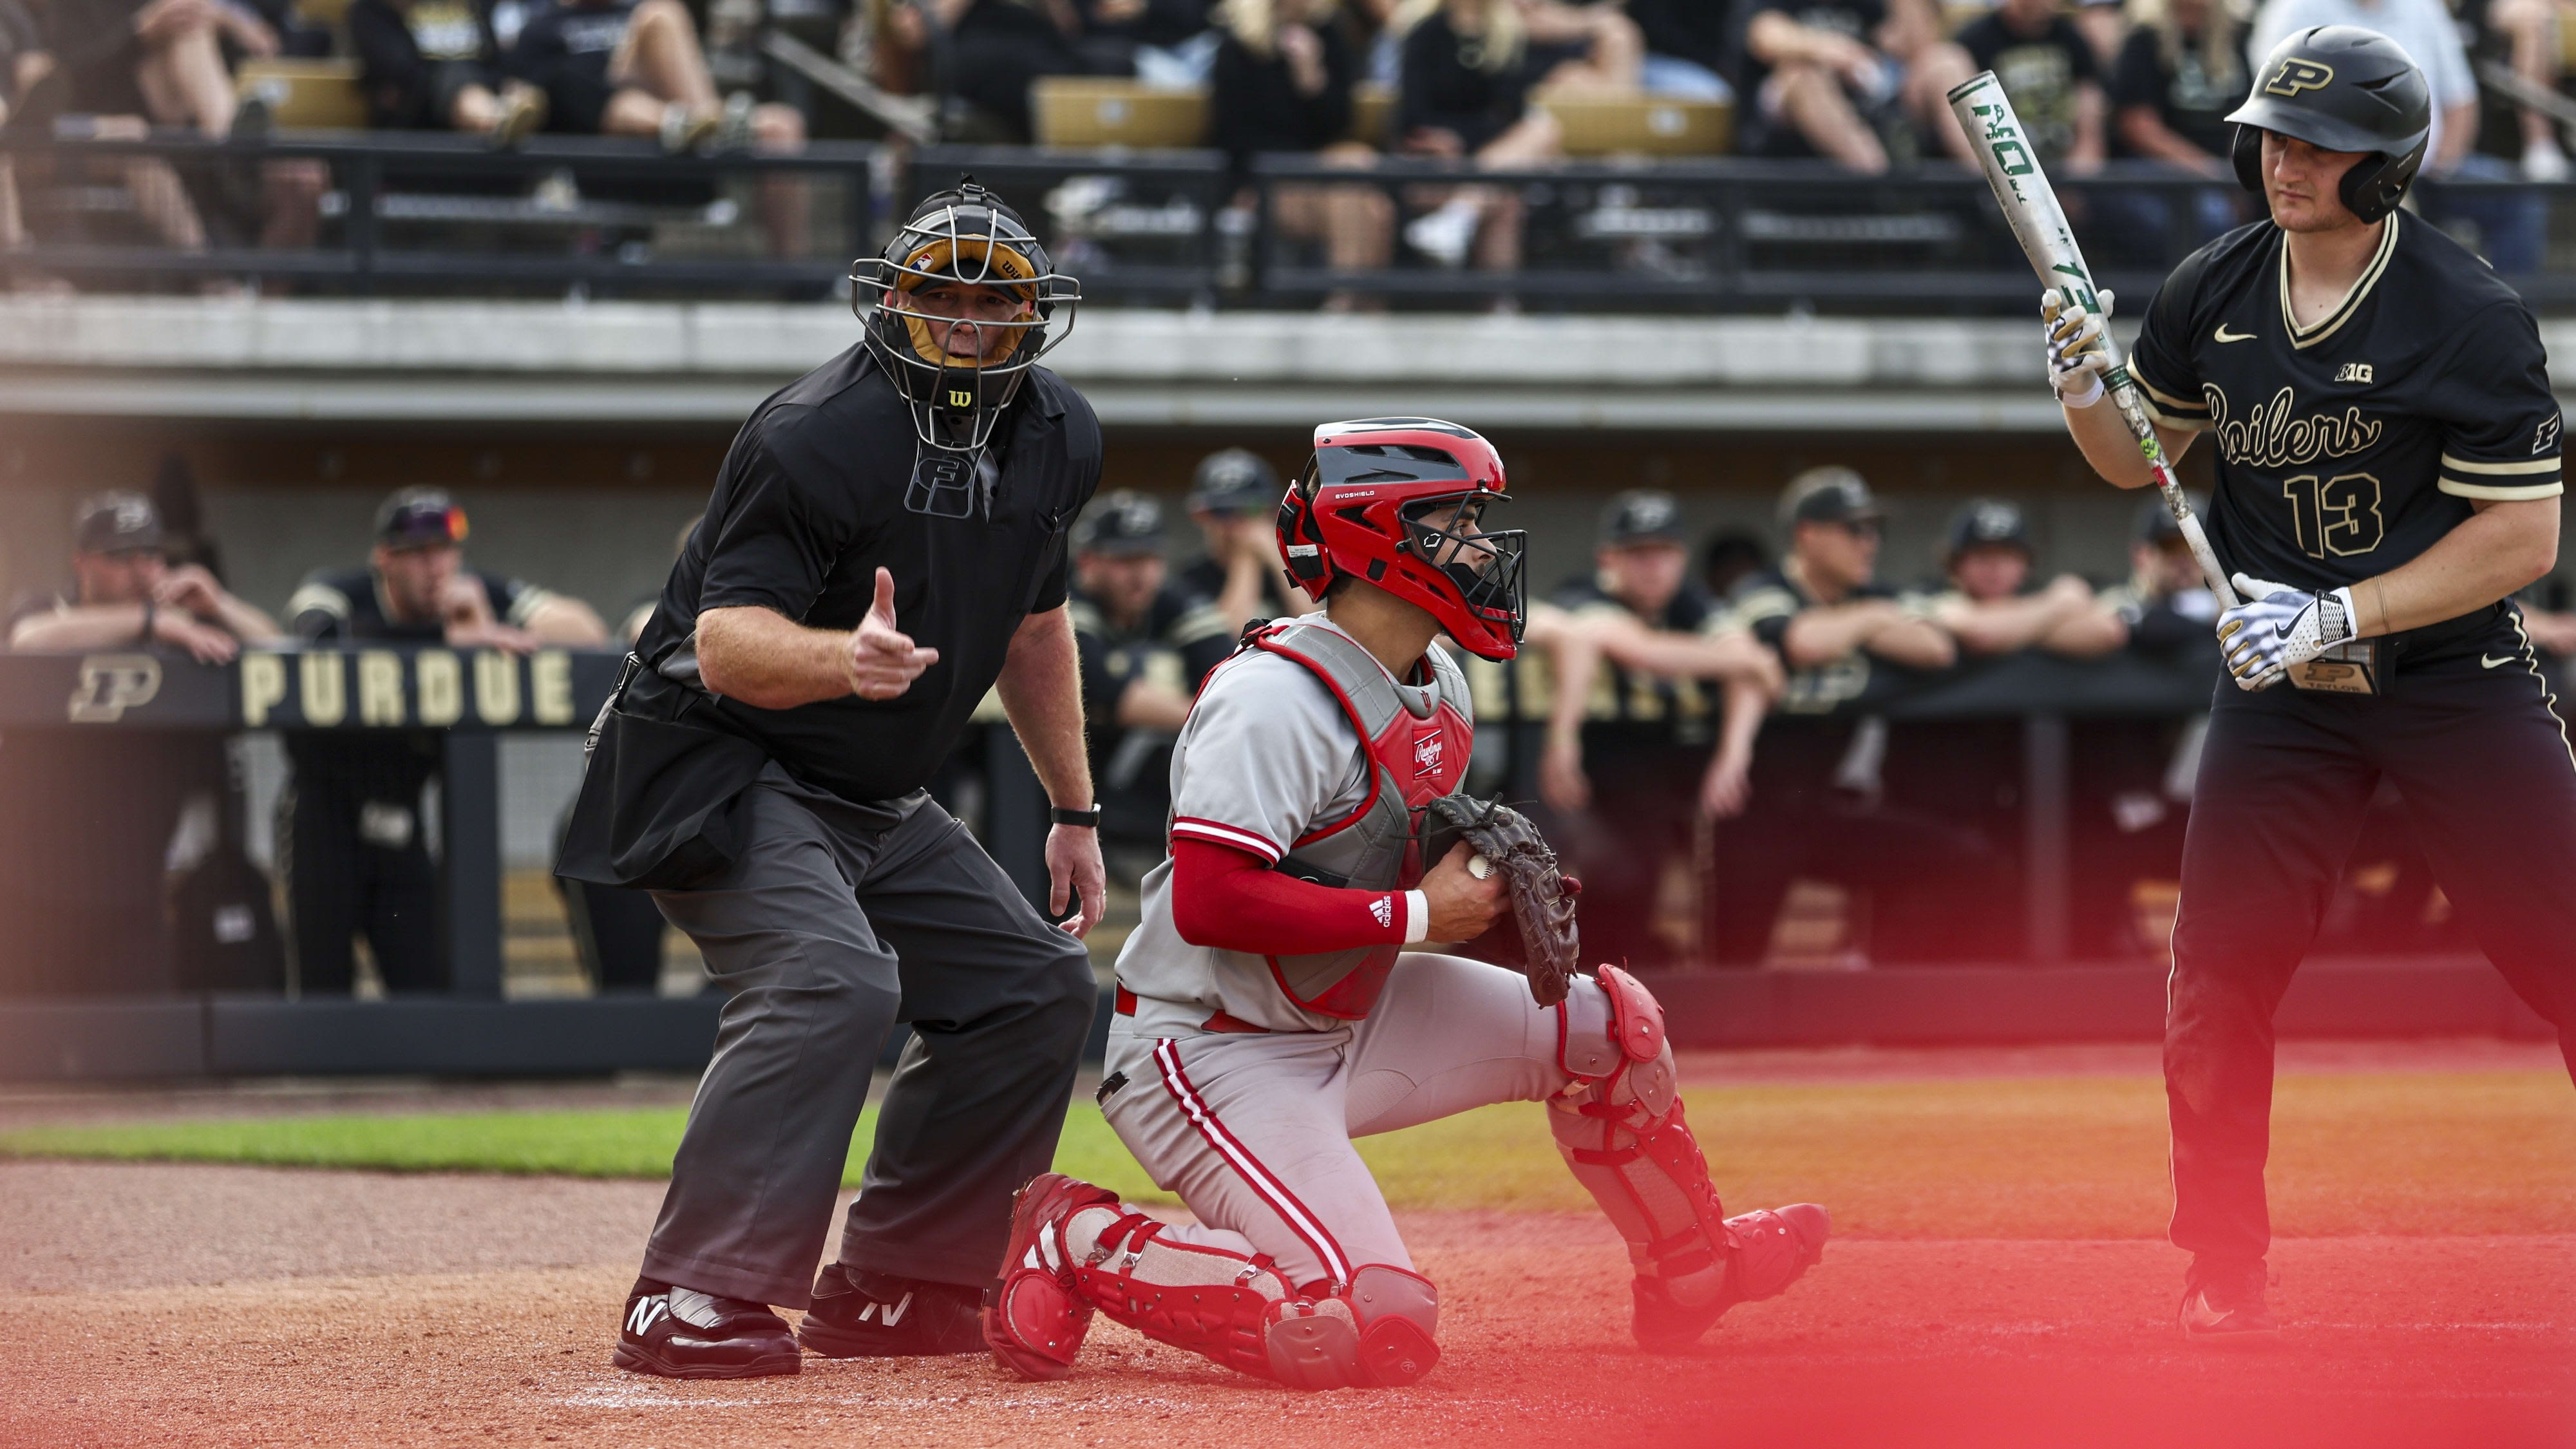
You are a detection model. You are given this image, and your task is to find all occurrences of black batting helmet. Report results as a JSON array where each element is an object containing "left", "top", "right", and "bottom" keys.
[
  {"left": 2226, "top": 26, "right": 2430, "bottom": 225},
  {"left": 851, "top": 176, "right": 1081, "bottom": 453}
]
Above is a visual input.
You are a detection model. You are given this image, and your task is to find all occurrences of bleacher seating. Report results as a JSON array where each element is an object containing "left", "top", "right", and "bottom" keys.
[
  {"left": 236, "top": 58, "right": 370, "bottom": 131},
  {"left": 1539, "top": 96, "right": 1732, "bottom": 158},
  {"left": 1030, "top": 78, "right": 1209, "bottom": 151}
]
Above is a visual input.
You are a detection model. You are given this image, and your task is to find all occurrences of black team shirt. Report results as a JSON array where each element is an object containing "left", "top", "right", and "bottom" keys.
[
  {"left": 633, "top": 345, "right": 1103, "bottom": 803},
  {"left": 2125, "top": 214, "right": 2562, "bottom": 645},
  {"left": 286, "top": 565, "right": 556, "bottom": 812}
]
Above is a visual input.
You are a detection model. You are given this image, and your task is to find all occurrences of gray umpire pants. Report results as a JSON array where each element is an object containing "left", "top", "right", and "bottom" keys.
[{"left": 642, "top": 764, "right": 1098, "bottom": 1308}]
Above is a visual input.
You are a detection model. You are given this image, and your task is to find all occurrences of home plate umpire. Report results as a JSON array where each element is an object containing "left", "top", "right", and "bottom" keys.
[{"left": 562, "top": 177, "right": 1109, "bottom": 1378}]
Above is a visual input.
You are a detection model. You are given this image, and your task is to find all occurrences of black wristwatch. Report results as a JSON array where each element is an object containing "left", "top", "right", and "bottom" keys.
[{"left": 1050, "top": 805, "right": 1102, "bottom": 828}]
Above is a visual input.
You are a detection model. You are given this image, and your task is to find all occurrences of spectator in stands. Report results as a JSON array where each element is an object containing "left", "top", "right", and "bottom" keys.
[
  {"left": 1209, "top": 0, "right": 1392, "bottom": 310},
  {"left": 2247, "top": 0, "right": 2541, "bottom": 269},
  {"left": 0, "top": 491, "right": 267, "bottom": 998},
  {"left": 1075, "top": 0, "right": 1218, "bottom": 81},
  {"left": 2110, "top": 0, "right": 2244, "bottom": 175},
  {"left": 1705, "top": 467, "right": 2012, "bottom": 967},
  {"left": 43, "top": 0, "right": 326, "bottom": 254},
  {"left": 1956, "top": 0, "right": 2107, "bottom": 169},
  {"left": 508, "top": 0, "right": 804, "bottom": 155},
  {"left": 1912, "top": 497, "right": 2125, "bottom": 658},
  {"left": 2459, "top": 0, "right": 2567, "bottom": 180},
  {"left": 1390, "top": 0, "right": 1570, "bottom": 274},
  {"left": 350, "top": 0, "right": 549, "bottom": 143},
  {"left": 1521, "top": 0, "right": 1643, "bottom": 95},
  {"left": 1, "top": 0, "right": 45, "bottom": 258},
  {"left": 280, "top": 487, "right": 605, "bottom": 996},
  {"left": 1732, "top": 0, "right": 1975, "bottom": 171},
  {"left": 8, "top": 490, "right": 279, "bottom": 660},
  {"left": 1616, "top": 0, "right": 1730, "bottom": 99},
  {"left": 1534, "top": 489, "right": 1777, "bottom": 969},
  {"left": 936, "top": 0, "right": 1088, "bottom": 140},
  {"left": 1067, "top": 491, "right": 1235, "bottom": 846},
  {"left": 1177, "top": 446, "right": 1305, "bottom": 631}
]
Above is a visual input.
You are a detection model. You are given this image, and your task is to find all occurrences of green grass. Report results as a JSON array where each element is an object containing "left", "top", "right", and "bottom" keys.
[{"left": 6, "top": 1071, "right": 2570, "bottom": 1238}]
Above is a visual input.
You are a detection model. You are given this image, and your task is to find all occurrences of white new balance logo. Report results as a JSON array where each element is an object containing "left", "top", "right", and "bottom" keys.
[
  {"left": 1370, "top": 896, "right": 1393, "bottom": 928},
  {"left": 626, "top": 1296, "right": 669, "bottom": 1337}
]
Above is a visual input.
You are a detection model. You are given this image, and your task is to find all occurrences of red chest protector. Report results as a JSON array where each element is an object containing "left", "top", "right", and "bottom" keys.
[{"left": 1242, "top": 619, "right": 1473, "bottom": 1018}]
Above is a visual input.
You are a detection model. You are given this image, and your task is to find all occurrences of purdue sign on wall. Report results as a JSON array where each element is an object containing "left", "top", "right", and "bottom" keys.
[{"left": 237, "top": 649, "right": 582, "bottom": 728}]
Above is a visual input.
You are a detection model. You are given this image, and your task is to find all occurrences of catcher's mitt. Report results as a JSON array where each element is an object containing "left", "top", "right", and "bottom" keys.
[{"left": 1423, "top": 793, "right": 1580, "bottom": 1007}]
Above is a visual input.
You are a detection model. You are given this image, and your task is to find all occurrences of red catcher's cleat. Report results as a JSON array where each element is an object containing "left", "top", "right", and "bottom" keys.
[{"left": 983, "top": 1173, "right": 1119, "bottom": 1381}]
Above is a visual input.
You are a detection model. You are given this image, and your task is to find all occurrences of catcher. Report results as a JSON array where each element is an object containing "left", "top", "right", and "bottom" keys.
[{"left": 982, "top": 418, "right": 1830, "bottom": 1392}]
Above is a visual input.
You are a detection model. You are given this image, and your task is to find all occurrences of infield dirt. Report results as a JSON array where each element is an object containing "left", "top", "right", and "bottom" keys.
[{"left": 3, "top": 1043, "right": 2569, "bottom": 1449}]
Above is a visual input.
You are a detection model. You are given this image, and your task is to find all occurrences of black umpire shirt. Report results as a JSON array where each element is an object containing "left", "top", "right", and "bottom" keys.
[
  {"left": 633, "top": 345, "right": 1103, "bottom": 804},
  {"left": 2126, "top": 214, "right": 2563, "bottom": 639}
]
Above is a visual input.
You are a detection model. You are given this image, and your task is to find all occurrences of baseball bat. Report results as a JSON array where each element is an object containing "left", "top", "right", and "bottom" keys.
[{"left": 1946, "top": 72, "right": 2239, "bottom": 611}]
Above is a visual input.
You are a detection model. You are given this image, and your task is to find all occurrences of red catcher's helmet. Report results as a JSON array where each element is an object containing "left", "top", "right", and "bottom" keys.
[{"left": 1276, "top": 417, "right": 1527, "bottom": 661}]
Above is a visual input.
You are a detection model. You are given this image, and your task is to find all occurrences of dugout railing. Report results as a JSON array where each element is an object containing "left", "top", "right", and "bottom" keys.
[
  {"left": 0, "top": 643, "right": 2555, "bottom": 1081},
  {"left": 10, "top": 129, "right": 2576, "bottom": 309}
]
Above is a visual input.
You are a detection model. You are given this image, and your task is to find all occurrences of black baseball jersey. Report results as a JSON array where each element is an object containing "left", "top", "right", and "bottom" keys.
[
  {"left": 287, "top": 565, "right": 549, "bottom": 641},
  {"left": 2126, "top": 215, "right": 2563, "bottom": 601},
  {"left": 283, "top": 565, "right": 555, "bottom": 811},
  {"left": 1069, "top": 580, "right": 1235, "bottom": 833},
  {"left": 1551, "top": 576, "right": 1725, "bottom": 750}
]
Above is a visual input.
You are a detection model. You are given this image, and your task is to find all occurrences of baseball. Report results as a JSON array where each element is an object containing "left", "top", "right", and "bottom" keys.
[{"left": 1467, "top": 853, "right": 1492, "bottom": 880}]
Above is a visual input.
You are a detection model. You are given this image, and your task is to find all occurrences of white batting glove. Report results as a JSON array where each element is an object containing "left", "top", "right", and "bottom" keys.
[
  {"left": 2216, "top": 573, "right": 2358, "bottom": 692},
  {"left": 2040, "top": 287, "right": 2114, "bottom": 408}
]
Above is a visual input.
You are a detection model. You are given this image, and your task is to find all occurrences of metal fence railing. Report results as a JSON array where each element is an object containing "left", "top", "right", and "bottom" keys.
[{"left": 11, "top": 129, "right": 2575, "bottom": 310}]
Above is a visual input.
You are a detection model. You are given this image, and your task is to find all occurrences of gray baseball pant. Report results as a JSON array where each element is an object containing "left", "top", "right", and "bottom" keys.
[
  {"left": 643, "top": 767, "right": 1098, "bottom": 1308},
  {"left": 1100, "top": 952, "right": 1582, "bottom": 1290}
]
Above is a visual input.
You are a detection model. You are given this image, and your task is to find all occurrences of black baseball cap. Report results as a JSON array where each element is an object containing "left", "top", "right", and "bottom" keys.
[
  {"left": 2135, "top": 492, "right": 2206, "bottom": 544},
  {"left": 1779, "top": 467, "right": 1884, "bottom": 530},
  {"left": 1599, "top": 489, "right": 1686, "bottom": 547},
  {"left": 1947, "top": 497, "right": 2031, "bottom": 558},
  {"left": 1186, "top": 449, "right": 1282, "bottom": 516},
  {"left": 74, "top": 491, "right": 164, "bottom": 554},
  {"left": 375, "top": 487, "right": 469, "bottom": 548},
  {"left": 1074, "top": 490, "right": 1166, "bottom": 556}
]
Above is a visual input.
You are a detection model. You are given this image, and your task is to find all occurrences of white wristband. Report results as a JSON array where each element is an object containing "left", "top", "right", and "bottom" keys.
[
  {"left": 2055, "top": 372, "right": 2105, "bottom": 409},
  {"left": 1403, "top": 890, "right": 1430, "bottom": 944}
]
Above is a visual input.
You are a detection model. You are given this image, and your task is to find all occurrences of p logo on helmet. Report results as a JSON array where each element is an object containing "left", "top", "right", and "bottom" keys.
[{"left": 2264, "top": 58, "right": 2334, "bottom": 98}]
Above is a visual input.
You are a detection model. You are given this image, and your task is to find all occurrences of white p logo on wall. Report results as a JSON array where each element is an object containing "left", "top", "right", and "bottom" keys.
[{"left": 68, "top": 654, "right": 164, "bottom": 723}]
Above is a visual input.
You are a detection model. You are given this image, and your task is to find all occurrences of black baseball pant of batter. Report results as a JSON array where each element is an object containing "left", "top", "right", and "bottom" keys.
[
  {"left": 643, "top": 764, "right": 1098, "bottom": 1308},
  {"left": 2167, "top": 629, "right": 2576, "bottom": 1271}
]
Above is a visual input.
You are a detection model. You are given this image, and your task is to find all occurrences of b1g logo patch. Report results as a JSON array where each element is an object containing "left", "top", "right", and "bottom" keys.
[
  {"left": 1413, "top": 730, "right": 1444, "bottom": 778},
  {"left": 2334, "top": 362, "right": 2373, "bottom": 384},
  {"left": 2264, "top": 58, "right": 2334, "bottom": 97}
]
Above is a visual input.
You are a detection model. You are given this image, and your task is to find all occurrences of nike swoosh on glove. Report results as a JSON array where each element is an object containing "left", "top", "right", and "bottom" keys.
[
  {"left": 2041, "top": 287, "right": 2114, "bottom": 406},
  {"left": 2215, "top": 572, "right": 2358, "bottom": 691}
]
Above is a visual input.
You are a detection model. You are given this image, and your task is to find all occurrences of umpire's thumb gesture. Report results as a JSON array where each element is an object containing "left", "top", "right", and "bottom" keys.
[{"left": 847, "top": 566, "right": 940, "bottom": 701}]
